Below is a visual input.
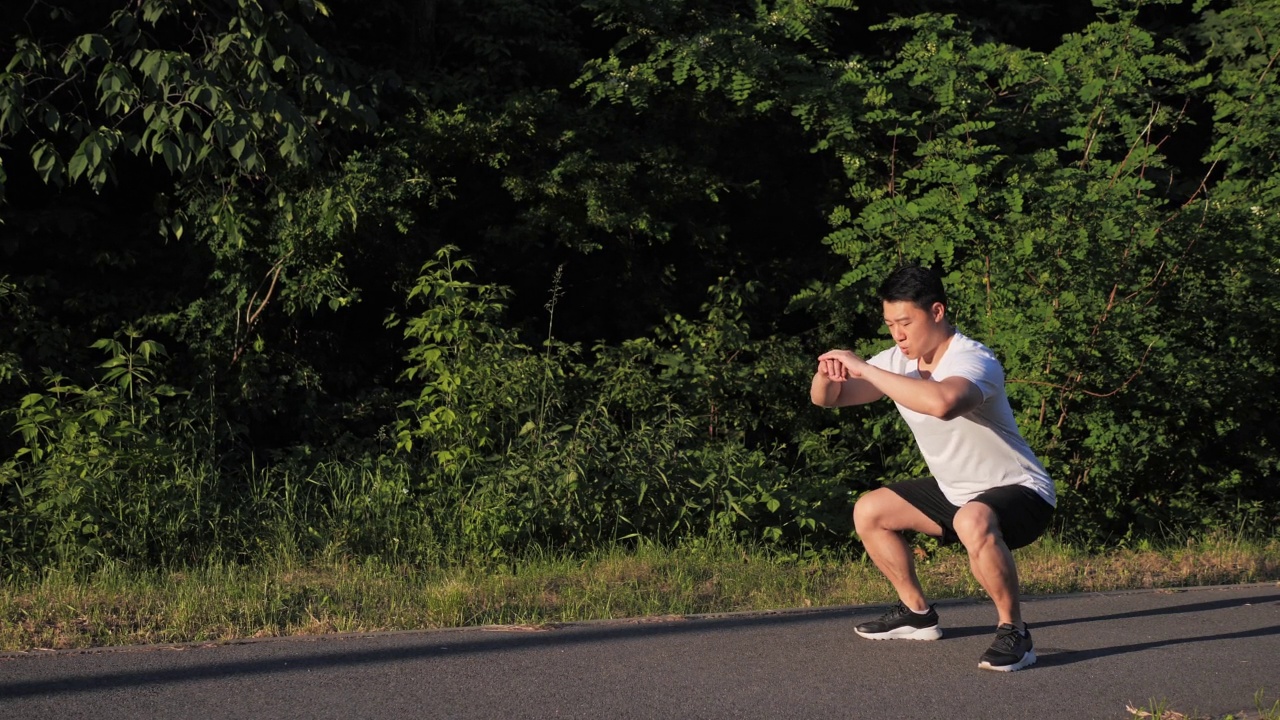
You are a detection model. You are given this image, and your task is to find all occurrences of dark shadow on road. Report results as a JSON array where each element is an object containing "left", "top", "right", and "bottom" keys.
[
  {"left": 1030, "top": 592, "right": 1280, "bottom": 630},
  {"left": 1033, "top": 624, "right": 1280, "bottom": 667},
  {"left": 921, "top": 592, "right": 1280, "bottom": 641},
  {"left": 935, "top": 625, "right": 993, "bottom": 640}
]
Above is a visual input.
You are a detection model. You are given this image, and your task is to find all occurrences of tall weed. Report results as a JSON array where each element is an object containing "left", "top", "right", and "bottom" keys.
[{"left": 0, "top": 331, "right": 214, "bottom": 571}]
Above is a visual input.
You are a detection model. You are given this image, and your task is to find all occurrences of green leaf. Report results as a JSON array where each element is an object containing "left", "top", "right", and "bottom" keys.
[
  {"left": 30, "top": 140, "right": 63, "bottom": 184},
  {"left": 67, "top": 149, "right": 89, "bottom": 181},
  {"left": 140, "top": 0, "right": 167, "bottom": 24},
  {"left": 77, "top": 34, "right": 111, "bottom": 59}
]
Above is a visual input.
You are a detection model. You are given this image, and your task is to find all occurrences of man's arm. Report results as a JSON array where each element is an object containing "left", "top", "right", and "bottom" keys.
[
  {"left": 816, "top": 350, "right": 983, "bottom": 419},
  {"left": 810, "top": 367, "right": 885, "bottom": 407},
  {"left": 810, "top": 354, "right": 885, "bottom": 407},
  {"left": 858, "top": 365, "right": 983, "bottom": 419}
]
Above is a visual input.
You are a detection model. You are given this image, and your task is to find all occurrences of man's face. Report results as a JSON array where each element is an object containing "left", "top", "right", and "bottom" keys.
[{"left": 882, "top": 300, "right": 946, "bottom": 361}]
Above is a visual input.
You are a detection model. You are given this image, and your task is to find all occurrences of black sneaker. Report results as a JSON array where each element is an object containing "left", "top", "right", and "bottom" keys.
[
  {"left": 978, "top": 623, "right": 1037, "bottom": 672},
  {"left": 854, "top": 601, "right": 943, "bottom": 640}
]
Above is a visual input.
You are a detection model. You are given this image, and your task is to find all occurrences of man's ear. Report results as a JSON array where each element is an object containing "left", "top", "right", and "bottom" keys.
[{"left": 930, "top": 301, "right": 946, "bottom": 322}]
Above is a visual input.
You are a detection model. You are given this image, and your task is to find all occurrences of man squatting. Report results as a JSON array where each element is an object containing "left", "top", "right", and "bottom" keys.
[{"left": 811, "top": 265, "right": 1055, "bottom": 672}]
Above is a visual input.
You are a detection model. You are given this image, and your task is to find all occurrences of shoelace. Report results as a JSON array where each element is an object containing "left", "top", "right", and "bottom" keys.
[
  {"left": 878, "top": 601, "right": 912, "bottom": 622},
  {"left": 990, "top": 626, "right": 1025, "bottom": 652},
  {"left": 870, "top": 599, "right": 921, "bottom": 622}
]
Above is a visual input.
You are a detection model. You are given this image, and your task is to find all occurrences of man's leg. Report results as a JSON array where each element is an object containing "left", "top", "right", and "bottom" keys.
[
  {"left": 954, "top": 499, "right": 1041, "bottom": 671},
  {"left": 952, "top": 501, "right": 1021, "bottom": 626},
  {"left": 852, "top": 487, "right": 946, "bottom": 612}
]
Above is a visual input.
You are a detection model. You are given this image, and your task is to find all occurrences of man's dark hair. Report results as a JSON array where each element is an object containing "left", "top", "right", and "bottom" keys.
[{"left": 877, "top": 265, "right": 947, "bottom": 311}]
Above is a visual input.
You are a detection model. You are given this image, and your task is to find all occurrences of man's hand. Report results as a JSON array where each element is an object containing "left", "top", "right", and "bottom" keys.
[
  {"left": 811, "top": 349, "right": 882, "bottom": 407},
  {"left": 817, "top": 349, "right": 869, "bottom": 382}
]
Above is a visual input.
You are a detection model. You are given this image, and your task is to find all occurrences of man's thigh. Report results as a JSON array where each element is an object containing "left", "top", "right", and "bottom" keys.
[
  {"left": 969, "top": 484, "right": 1054, "bottom": 550},
  {"left": 857, "top": 480, "right": 948, "bottom": 538}
]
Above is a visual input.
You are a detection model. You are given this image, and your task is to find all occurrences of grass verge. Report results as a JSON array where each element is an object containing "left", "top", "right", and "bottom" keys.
[
  {"left": 1, "top": 533, "right": 1278, "bottom": 653},
  {"left": 1127, "top": 688, "right": 1280, "bottom": 720}
]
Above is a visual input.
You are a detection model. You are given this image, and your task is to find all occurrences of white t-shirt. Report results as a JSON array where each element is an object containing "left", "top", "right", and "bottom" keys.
[{"left": 867, "top": 331, "right": 1056, "bottom": 507}]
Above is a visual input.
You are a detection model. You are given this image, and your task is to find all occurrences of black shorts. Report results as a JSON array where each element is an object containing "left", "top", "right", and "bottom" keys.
[{"left": 887, "top": 477, "right": 1054, "bottom": 550}]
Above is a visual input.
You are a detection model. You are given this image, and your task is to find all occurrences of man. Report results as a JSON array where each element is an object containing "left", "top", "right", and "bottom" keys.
[{"left": 811, "top": 265, "right": 1055, "bottom": 672}]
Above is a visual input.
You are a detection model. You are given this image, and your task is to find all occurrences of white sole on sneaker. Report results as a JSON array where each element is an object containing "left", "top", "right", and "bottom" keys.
[
  {"left": 979, "top": 649, "right": 1037, "bottom": 672},
  {"left": 854, "top": 625, "right": 943, "bottom": 641}
]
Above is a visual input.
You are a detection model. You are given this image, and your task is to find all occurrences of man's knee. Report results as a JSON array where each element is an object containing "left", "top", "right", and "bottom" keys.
[
  {"left": 953, "top": 502, "right": 1001, "bottom": 548},
  {"left": 852, "top": 488, "right": 894, "bottom": 534}
]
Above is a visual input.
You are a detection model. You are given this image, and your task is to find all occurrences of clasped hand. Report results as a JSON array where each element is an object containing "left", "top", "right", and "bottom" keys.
[{"left": 817, "top": 349, "right": 867, "bottom": 382}]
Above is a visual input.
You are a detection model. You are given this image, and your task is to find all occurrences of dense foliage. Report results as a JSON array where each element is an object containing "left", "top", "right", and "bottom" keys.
[{"left": 1, "top": 0, "right": 1276, "bottom": 573}]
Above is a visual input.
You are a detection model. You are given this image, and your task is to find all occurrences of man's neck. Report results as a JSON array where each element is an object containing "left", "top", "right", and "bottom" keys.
[{"left": 917, "top": 326, "right": 957, "bottom": 369}]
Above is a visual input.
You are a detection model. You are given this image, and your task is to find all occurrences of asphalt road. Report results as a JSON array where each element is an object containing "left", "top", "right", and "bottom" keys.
[{"left": 2, "top": 583, "right": 1277, "bottom": 719}]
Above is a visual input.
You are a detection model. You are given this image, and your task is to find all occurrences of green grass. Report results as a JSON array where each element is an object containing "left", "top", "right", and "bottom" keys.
[{"left": 2, "top": 533, "right": 1277, "bottom": 652}]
